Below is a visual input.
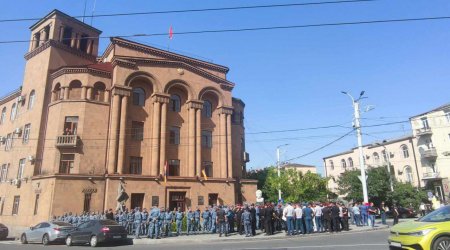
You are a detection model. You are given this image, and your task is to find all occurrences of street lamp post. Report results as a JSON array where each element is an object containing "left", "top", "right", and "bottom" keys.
[
  {"left": 376, "top": 143, "right": 394, "bottom": 192},
  {"left": 277, "top": 144, "right": 289, "bottom": 202},
  {"left": 342, "top": 91, "right": 369, "bottom": 203}
]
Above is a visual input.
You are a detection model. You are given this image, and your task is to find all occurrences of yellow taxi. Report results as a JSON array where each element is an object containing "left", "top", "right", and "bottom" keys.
[{"left": 388, "top": 205, "right": 450, "bottom": 250}]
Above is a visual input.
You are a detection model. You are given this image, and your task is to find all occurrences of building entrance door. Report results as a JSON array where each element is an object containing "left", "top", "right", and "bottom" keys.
[
  {"left": 169, "top": 192, "right": 186, "bottom": 211},
  {"left": 208, "top": 193, "right": 218, "bottom": 206},
  {"left": 130, "top": 193, "right": 144, "bottom": 209}
]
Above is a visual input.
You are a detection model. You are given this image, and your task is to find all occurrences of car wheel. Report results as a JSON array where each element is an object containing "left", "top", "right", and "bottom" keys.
[
  {"left": 65, "top": 235, "right": 73, "bottom": 247},
  {"left": 433, "top": 236, "right": 450, "bottom": 250},
  {"left": 90, "top": 235, "right": 98, "bottom": 247},
  {"left": 42, "top": 234, "right": 50, "bottom": 245},
  {"left": 20, "top": 234, "right": 27, "bottom": 244}
]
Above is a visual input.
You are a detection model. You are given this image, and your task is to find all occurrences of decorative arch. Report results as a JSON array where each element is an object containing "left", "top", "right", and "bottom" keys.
[
  {"left": 164, "top": 79, "right": 194, "bottom": 100},
  {"left": 93, "top": 82, "right": 106, "bottom": 102},
  {"left": 404, "top": 165, "right": 413, "bottom": 183},
  {"left": 53, "top": 83, "right": 61, "bottom": 101},
  {"left": 28, "top": 90, "right": 36, "bottom": 110},
  {"left": 124, "top": 71, "right": 161, "bottom": 93},
  {"left": 198, "top": 86, "right": 224, "bottom": 107},
  {"left": 68, "top": 80, "right": 82, "bottom": 100}
]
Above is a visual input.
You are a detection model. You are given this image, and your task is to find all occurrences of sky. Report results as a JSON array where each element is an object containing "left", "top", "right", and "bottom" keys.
[{"left": 1, "top": 0, "right": 450, "bottom": 175}]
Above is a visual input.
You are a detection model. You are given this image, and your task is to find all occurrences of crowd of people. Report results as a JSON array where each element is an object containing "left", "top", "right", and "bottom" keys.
[{"left": 54, "top": 201, "right": 400, "bottom": 239}]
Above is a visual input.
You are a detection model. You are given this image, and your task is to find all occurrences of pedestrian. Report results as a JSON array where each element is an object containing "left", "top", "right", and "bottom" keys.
[
  {"left": 380, "top": 202, "right": 388, "bottom": 225},
  {"left": 158, "top": 208, "right": 166, "bottom": 238},
  {"left": 314, "top": 203, "right": 323, "bottom": 233},
  {"left": 360, "top": 202, "right": 368, "bottom": 226},
  {"left": 419, "top": 202, "right": 426, "bottom": 217},
  {"left": 164, "top": 208, "right": 173, "bottom": 237},
  {"left": 255, "top": 205, "right": 261, "bottom": 230},
  {"left": 216, "top": 206, "right": 228, "bottom": 237},
  {"left": 352, "top": 202, "right": 361, "bottom": 226},
  {"left": 342, "top": 204, "right": 349, "bottom": 231},
  {"left": 210, "top": 206, "right": 217, "bottom": 233},
  {"left": 264, "top": 204, "right": 274, "bottom": 235},
  {"left": 141, "top": 208, "right": 148, "bottom": 236},
  {"left": 250, "top": 204, "right": 257, "bottom": 236},
  {"left": 134, "top": 207, "right": 142, "bottom": 239},
  {"left": 283, "top": 202, "right": 295, "bottom": 236},
  {"left": 294, "top": 203, "right": 304, "bottom": 235},
  {"left": 148, "top": 206, "right": 160, "bottom": 239},
  {"left": 330, "top": 203, "right": 340, "bottom": 232},
  {"left": 227, "top": 206, "right": 235, "bottom": 233},
  {"left": 194, "top": 207, "right": 201, "bottom": 233},
  {"left": 175, "top": 208, "right": 184, "bottom": 236},
  {"left": 322, "top": 203, "right": 331, "bottom": 233},
  {"left": 303, "top": 203, "right": 314, "bottom": 234},
  {"left": 186, "top": 207, "right": 194, "bottom": 235},
  {"left": 236, "top": 206, "right": 243, "bottom": 235},
  {"left": 242, "top": 207, "right": 253, "bottom": 237},
  {"left": 368, "top": 202, "right": 377, "bottom": 228},
  {"left": 202, "top": 207, "right": 210, "bottom": 233},
  {"left": 393, "top": 205, "right": 399, "bottom": 225}
]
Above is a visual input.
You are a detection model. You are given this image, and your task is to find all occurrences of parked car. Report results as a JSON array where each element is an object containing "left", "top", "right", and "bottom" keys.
[
  {"left": 21, "top": 221, "right": 74, "bottom": 245},
  {"left": 65, "top": 219, "right": 128, "bottom": 247},
  {"left": 0, "top": 223, "right": 8, "bottom": 240},
  {"left": 386, "top": 207, "right": 418, "bottom": 219},
  {"left": 388, "top": 205, "right": 450, "bottom": 250}
]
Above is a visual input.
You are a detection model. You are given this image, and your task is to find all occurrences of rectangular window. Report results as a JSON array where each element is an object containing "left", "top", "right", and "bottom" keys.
[
  {"left": 23, "top": 123, "right": 31, "bottom": 144},
  {"left": 5, "top": 133, "right": 12, "bottom": 151},
  {"left": 421, "top": 117, "right": 430, "bottom": 130},
  {"left": 129, "top": 157, "right": 142, "bottom": 174},
  {"left": 79, "top": 34, "right": 89, "bottom": 52},
  {"left": 203, "top": 161, "right": 213, "bottom": 177},
  {"left": 201, "top": 130, "right": 212, "bottom": 148},
  {"left": 445, "top": 112, "right": 450, "bottom": 123},
  {"left": 0, "top": 164, "right": 8, "bottom": 182},
  {"left": 62, "top": 27, "right": 72, "bottom": 46},
  {"left": 131, "top": 121, "right": 144, "bottom": 141},
  {"left": 59, "top": 154, "right": 74, "bottom": 174},
  {"left": 83, "top": 193, "right": 91, "bottom": 212},
  {"left": 0, "top": 197, "right": 4, "bottom": 215},
  {"left": 17, "top": 158, "right": 25, "bottom": 179},
  {"left": 64, "top": 116, "right": 78, "bottom": 135},
  {"left": 169, "top": 127, "right": 180, "bottom": 145},
  {"left": 33, "top": 194, "right": 40, "bottom": 215},
  {"left": 168, "top": 159, "right": 180, "bottom": 176},
  {"left": 12, "top": 196, "right": 20, "bottom": 215}
]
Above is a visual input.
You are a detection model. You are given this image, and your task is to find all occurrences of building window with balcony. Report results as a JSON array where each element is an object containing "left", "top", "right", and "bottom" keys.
[
  {"left": 169, "top": 95, "right": 181, "bottom": 112},
  {"left": 404, "top": 166, "right": 413, "bottom": 183},
  {"left": 341, "top": 159, "right": 347, "bottom": 169},
  {"left": 131, "top": 121, "right": 144, "bottom": 141},
  {"left": 169, "top": 127, "right": 180, "bottom": 145},
  {"left": 0, "top": 107, "right": 6, "bottom": 125},
  {"left": 168, "top": 159, "right": 180, "bottom": 176},
  {"left": 401, "top": 145, "right": 409, "bottom": 158},
  {"left": 64, "top": 116, "right": 78, "bottom": 135},
  {"left": 132, "top": 87, "right": 146, "bottom": 106},
  {"left": 5, "top": 133, "right": 12, "bottom": 151},
  {"left": 425, "top": 138, "right": 434, "bottom": 149},
  {"left": 12, "top": 196, "right": 20, "bottom": 215},
  {"left": 23, "top": 124, "right": 31, "bottom": 144},
  {"left": 129, "top": 157, "right": 142, "bottom": 174},
  {"left": 59, "top": 154, "right": 74, "bottom": 174},
  {"left": 445, "top": 111, "right": 450, "bottom": 123},
  {"left": 373, "top": 152, "right": 380, "bottom": 164},
  {"left": 421, "top": 117, "right": 430, "bottom": 130},
  {"left": 329, "top": 160, "right": 334, "bottom": 170},
  {"left": 348, "top": 157, "right": 353, "bottom": 168},
  {"left": 10, "top": 103, "right": 17, "bottom": 121},
  {"left": 28, "top": 90, "right": 36, "bottom": 110},
  {"left": 201, "top": 130, "right": 212, "bottom": 148},
  {"left": 17, "top": 158, "right": 25, "bottom": 179},
  {"left": 33, "top": 194, "right": 40, "bottom": 215},
  {"left": 203, "top": 161, "right": 213, "bottom": 177},
  {"left": 0, "top": 164, "right": 8, "bottom": 182},
  {"left": 202, "top": 101, "right": 212, "bottom": 118}
]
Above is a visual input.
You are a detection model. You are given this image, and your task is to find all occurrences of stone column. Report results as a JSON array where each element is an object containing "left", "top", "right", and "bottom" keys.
[
  {"left": 196, "top": 109, "right": 202, "bottom": 177},
  {"left": 104, "top": 90, "right": 110, "bottom": 103},
  {"left": 87, "top": 40, "right": 94, "bottom": 55},
  {"left": 70, "top": 32, "right": 76, "bottom": 48},
  {"left": 63, "top": 87, "right": 69, "bottom": 100},
  {"left": 226, "top": 113, "right": 233, "bottom": 178},
  {"left": 220, "top": 112, "right": 227, "bottom": 178},
  {"left": 81, "top": 86, "right": 87, "bottom": 99},
  {"left": 41, "top": 27, "right": 48, "bottom": 42},
  {"left": 107, "top": 94, "right": 121, "bottom": 174},
  {"left": 188, "top": 107, "right": 196, "bottom": 177},
  {"left": 86, "top": 87, "right": 92, "bottom": 100},
  {"left": 117, "top": 95, "right": 129, "bottom": 174},
  {"left": 159, "top": 95, "right": 170, "bottom": 174},
  {"left": 151, "top": 99, "right": 161, "bottom": 176},
  {"left": 59, "top": 88, "right": 64, "bottom": 100},
  {"left": 76, "top": 33, "right": 81, "bottom": 49},
  {"left": 58, "top": 26, "right": 64, "bottom": 42}
]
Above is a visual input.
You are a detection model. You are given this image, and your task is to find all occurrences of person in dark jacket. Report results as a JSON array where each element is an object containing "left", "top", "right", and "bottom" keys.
[
  {"left": 264, "top": 204, "right": 274, "bottom": 235},
  {"left": 236, "top": 206, "right": 243, "bottom": 235},
  {"left": 250, "top": 204, "right": 257, "bottom": 236},
  {"left": 330, "top": 203, "right": 340, "bottom": 232},
  {"left": 322, "top": 203, "right": 331, "bottom": 233}
]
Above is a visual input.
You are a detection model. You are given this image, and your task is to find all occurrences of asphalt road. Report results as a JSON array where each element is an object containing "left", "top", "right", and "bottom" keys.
[{"left": 0, "top": 228, "right": 390, "bottom": 250}]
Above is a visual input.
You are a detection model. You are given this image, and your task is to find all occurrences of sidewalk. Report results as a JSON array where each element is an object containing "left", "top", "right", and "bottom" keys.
[{"left": 133, "top": 223, "right": 390, "bottom": 245}]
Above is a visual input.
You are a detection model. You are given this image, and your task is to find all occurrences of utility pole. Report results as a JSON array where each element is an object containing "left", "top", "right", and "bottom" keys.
[
  {"left": 376, "top": 143, "right": 394, "bottom": 192},
  {"left": 276, "top": 144, "right": 289, "bottom": 202},
  {"left": 342, "top": 91, "right": 369, "bottom": 203}
]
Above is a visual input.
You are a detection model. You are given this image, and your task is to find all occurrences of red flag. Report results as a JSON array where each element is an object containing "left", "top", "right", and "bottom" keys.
[
  {"left": 169, "top": 26, "right": 173, "bottom": 40},
  {"left": 164, "top": 161, "right": 168, "bottom": 184}
]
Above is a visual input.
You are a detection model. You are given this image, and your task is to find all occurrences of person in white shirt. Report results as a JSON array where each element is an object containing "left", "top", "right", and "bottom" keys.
[
  {"left": 294, "top": 203, "right": 304, "bottom": 235},
  {"left": 283, "top": 202, "right": 295, "bottom": 236},
  {"left": 314, "top": 203, "right": 323, "bottom": 233}
]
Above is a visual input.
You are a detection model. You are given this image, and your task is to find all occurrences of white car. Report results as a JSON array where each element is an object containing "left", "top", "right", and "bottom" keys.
[{"left": 21, "top": 221, "right": 74, "bottom": 245}]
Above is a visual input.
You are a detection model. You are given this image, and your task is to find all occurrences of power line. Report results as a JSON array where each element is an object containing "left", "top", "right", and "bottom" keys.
[
  {"left": 2, "top": 15, "right": 450, "bottom": 44},
  {"left": 0, "top": 0, "right": 378, "bottom": 23}
]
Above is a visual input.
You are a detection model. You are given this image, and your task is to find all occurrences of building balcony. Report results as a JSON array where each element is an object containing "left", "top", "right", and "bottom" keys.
[
  {"left": 415, "top": 128, "right": 432, "bottom": 136},
  {"left": 421, "top": 148, "right": 438, "bottom": 159},
  {"left": 422, "top": 172, "right": 440, "bottom": 180},
  {"left": 56, "top": 135, "right": 79, "bottom": 148}
]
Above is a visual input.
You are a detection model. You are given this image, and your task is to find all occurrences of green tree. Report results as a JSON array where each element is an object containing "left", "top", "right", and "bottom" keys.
[
  {"left": 262, "top": 168, "right": 329, "bottom": 203},
  {"left": 388, "top": 182, "right": 427, "bottom": 208}
]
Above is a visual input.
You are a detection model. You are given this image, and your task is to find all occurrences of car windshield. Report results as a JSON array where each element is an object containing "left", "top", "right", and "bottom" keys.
[
  {"left": 99, "top": 220, "right": 119, "bottom": 226},
  {"left": 53, "top": 222, "right": 73, "bottom": 226},
  {"left": 418, "top": 206, "right": 450, "bottom": 222}
]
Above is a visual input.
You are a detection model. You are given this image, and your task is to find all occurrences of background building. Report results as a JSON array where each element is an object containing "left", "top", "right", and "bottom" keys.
[
  {"left": 281, "top": 163, "right": 317, "bottom": 174},
  {"left": 0, "top": 10, "right": 256, "bottom": 234}
]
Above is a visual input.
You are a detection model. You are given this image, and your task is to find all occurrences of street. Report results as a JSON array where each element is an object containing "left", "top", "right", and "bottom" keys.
[{"left": 0, "top": 228, "right": 390, "bottom": 250}]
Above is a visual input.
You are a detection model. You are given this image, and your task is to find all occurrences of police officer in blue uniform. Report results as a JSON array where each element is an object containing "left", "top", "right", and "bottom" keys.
[
  {"left": 141, "top": 208, "right": 148, "bottom": 236},
  {"left": 127, "top": 210, "right": 135, "bottom": 235},
  {"left": 186, "top": 207, "right": 194, "bottom": 235},
  {"left": 202, "top": 207, "right": 210, "bottom": 232},
  {"left": 194, "top": 208, "right": 201, "bottom": 233},
  {"left": 175, "top": 208, "right": 184, "bottom": 236},
  {"left": 148, "top": 206, "right": 160, "bottom": 239},
  {"left": 210, "top": 206, "right": 217, "bottom": 233},
  {"left": 242, "top": 207, "right": 253, "bottom": 237},
  {"left": 134, "top": 207, "right": 142, "bottom": 239},
  {"left": 158, "top": 208, "right": 166, "bottom": 238},
  {"left": 164, "top": 208, "right": 173, "bottom": 237}
]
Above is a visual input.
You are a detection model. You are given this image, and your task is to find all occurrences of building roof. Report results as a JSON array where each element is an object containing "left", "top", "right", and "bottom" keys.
[
  {"left": 0, "top": 88, "right": 21, "bottom": 106},
  {"left": 410, "top": 103, "right": 450, "bottom": 119},
  {"left": 282, "top": 163, "right": 316, "bottom": 169},
  {"left": 30, "top": 9, "right": 102, "bottom": 34}
]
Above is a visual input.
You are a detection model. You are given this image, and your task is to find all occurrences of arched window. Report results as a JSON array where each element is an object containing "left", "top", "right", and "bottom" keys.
[
  {"left": 132, "top": 87, "right": 145, "bottom": 106},
  {"left": 329, "top": 160, "right": 334, "bottom": 170},
  {"left": 170, "top": 94, "right": 181, "bottom": 112},
  {"left": 341, "top": 159, "right": 347, "bottom": 169},
  {"left": 10, "top": 103, "right": 17, "bottom": 121},
  {"left": 401, "top": 145, "right": 409, "bottom": 158},
  {"left": 0, "top": 107, "right": 6, "bottom": 125},
  {"left": 53, "top": 83, "right": 61, "bottom": 101},
  {"left": 382, "top": 150, "right": 388, "bottom": 162},
  {"left": 404, "top": 166, "right": 413, "bottom": 183},
  {"left": 68, "top": 80, "right": 82, "bottom": 99},
  {"left": 348, "top": 157, "right": 354, "bottom": 168},
  {"left": 373, "top": 152, "right": 380, "bottom": 164},
  {"left": 28, "top": 90, "right": 36, "bottom": 110},
  {"left": 93, "top": 82, "right": 106, "bottom": 102},
  {"left": 202, "top": 100, "right": 212, "bottom": 118}
]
